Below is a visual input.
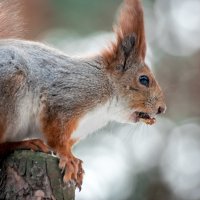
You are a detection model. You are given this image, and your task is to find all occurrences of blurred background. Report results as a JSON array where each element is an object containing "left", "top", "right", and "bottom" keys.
[{"left": 16, "top": 0, "right": 200, "bottom": 199}]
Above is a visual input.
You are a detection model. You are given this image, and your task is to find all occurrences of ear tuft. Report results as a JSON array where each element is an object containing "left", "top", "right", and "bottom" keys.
[
  {"left": 121, "top": 34, "right": 136, "bottom": 57},
  {"left": 102, "top": 0, "right": 146, "bottom": 69}
]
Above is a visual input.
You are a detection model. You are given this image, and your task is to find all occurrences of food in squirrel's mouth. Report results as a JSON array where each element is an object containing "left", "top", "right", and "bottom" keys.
[{"left": 136, "top": 112, "right": 156, "bottom": 125}]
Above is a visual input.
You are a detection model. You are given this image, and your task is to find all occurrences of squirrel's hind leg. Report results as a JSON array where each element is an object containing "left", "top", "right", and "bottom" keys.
[{"left": 0, "top": 139, "right": 50, "bottom": 157}]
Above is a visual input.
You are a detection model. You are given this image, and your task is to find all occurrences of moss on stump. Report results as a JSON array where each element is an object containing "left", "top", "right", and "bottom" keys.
[{"left": 0, "top": 150, "right": 75, "bottom": 200}]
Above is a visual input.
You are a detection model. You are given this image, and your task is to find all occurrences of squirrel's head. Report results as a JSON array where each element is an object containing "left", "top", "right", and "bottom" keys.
[{"left": 102, "top": 0, "right": 166, "bottom": 125}]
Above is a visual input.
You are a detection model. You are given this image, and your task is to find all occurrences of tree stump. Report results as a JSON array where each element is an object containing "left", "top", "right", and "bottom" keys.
[{"left": 0, "top": 150, "right": 75, "bottom": 200}]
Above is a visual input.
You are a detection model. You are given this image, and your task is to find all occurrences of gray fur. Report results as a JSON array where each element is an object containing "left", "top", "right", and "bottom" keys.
[{"left": 0, "top": 39, "right": 113, "bottom": 141}]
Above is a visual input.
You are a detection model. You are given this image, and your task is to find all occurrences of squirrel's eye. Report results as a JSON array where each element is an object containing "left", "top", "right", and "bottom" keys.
[{"left": 139, "top": 75, "right": 149, "bottom": 87}]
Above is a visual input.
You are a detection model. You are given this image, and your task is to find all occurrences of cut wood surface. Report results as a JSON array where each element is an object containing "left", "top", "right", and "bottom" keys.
[{"left": 0, "top": 150, "right": 75, "bottom": 200}]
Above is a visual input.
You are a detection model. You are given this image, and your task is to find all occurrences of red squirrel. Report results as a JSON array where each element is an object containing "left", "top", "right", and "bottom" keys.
[{"left": 0, "top": 0, "right": 166, "bottom": 190}]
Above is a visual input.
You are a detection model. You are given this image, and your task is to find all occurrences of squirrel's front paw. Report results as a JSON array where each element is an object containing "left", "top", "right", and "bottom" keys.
[{"left": 59, "top": 155, "right": 84, "bottom": 191}]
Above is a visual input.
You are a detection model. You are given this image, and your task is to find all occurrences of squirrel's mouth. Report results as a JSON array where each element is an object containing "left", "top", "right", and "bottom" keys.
[{"left": 132, "top": 112, "right": 156, "bottom": 125}]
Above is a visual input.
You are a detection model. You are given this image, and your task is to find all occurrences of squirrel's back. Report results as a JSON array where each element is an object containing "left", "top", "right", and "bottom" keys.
[{"left": 0, "top": 38, "right": 111, "bottom": 142}]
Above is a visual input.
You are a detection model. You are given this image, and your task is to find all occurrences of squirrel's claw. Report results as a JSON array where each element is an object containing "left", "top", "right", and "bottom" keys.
[{"left": 59, "top": 155, "right": 84, "bottom": 191}]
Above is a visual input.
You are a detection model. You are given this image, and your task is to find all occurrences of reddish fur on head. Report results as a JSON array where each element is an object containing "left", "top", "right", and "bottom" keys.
[{"left": 102, "top": 0, "right": 166, "bottom": 124}]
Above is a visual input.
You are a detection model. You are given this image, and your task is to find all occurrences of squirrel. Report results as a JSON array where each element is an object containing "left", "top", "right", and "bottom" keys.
[{"left": 0, "top": 0, "right": 166, "bottom": 190}]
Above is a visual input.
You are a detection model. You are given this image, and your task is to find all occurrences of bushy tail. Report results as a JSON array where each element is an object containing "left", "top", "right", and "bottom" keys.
[{"left": 0, "top": 0, "right": 24, "bottom": 39}]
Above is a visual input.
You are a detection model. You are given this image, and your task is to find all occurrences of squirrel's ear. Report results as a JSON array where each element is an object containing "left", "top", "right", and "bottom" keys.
[{"left": 102, "top": 0, "right": 146, "bottom": 71}]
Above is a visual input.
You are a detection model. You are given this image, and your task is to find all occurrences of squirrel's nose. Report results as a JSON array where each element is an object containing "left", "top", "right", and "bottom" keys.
[{"left": 157, "top": 105, "right": 166, "bottom": 114}]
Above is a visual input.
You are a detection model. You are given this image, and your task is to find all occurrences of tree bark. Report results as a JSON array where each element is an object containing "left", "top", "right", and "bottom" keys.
[{"left": 0, "top": 150, "right": 75, "bottom": 200}]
